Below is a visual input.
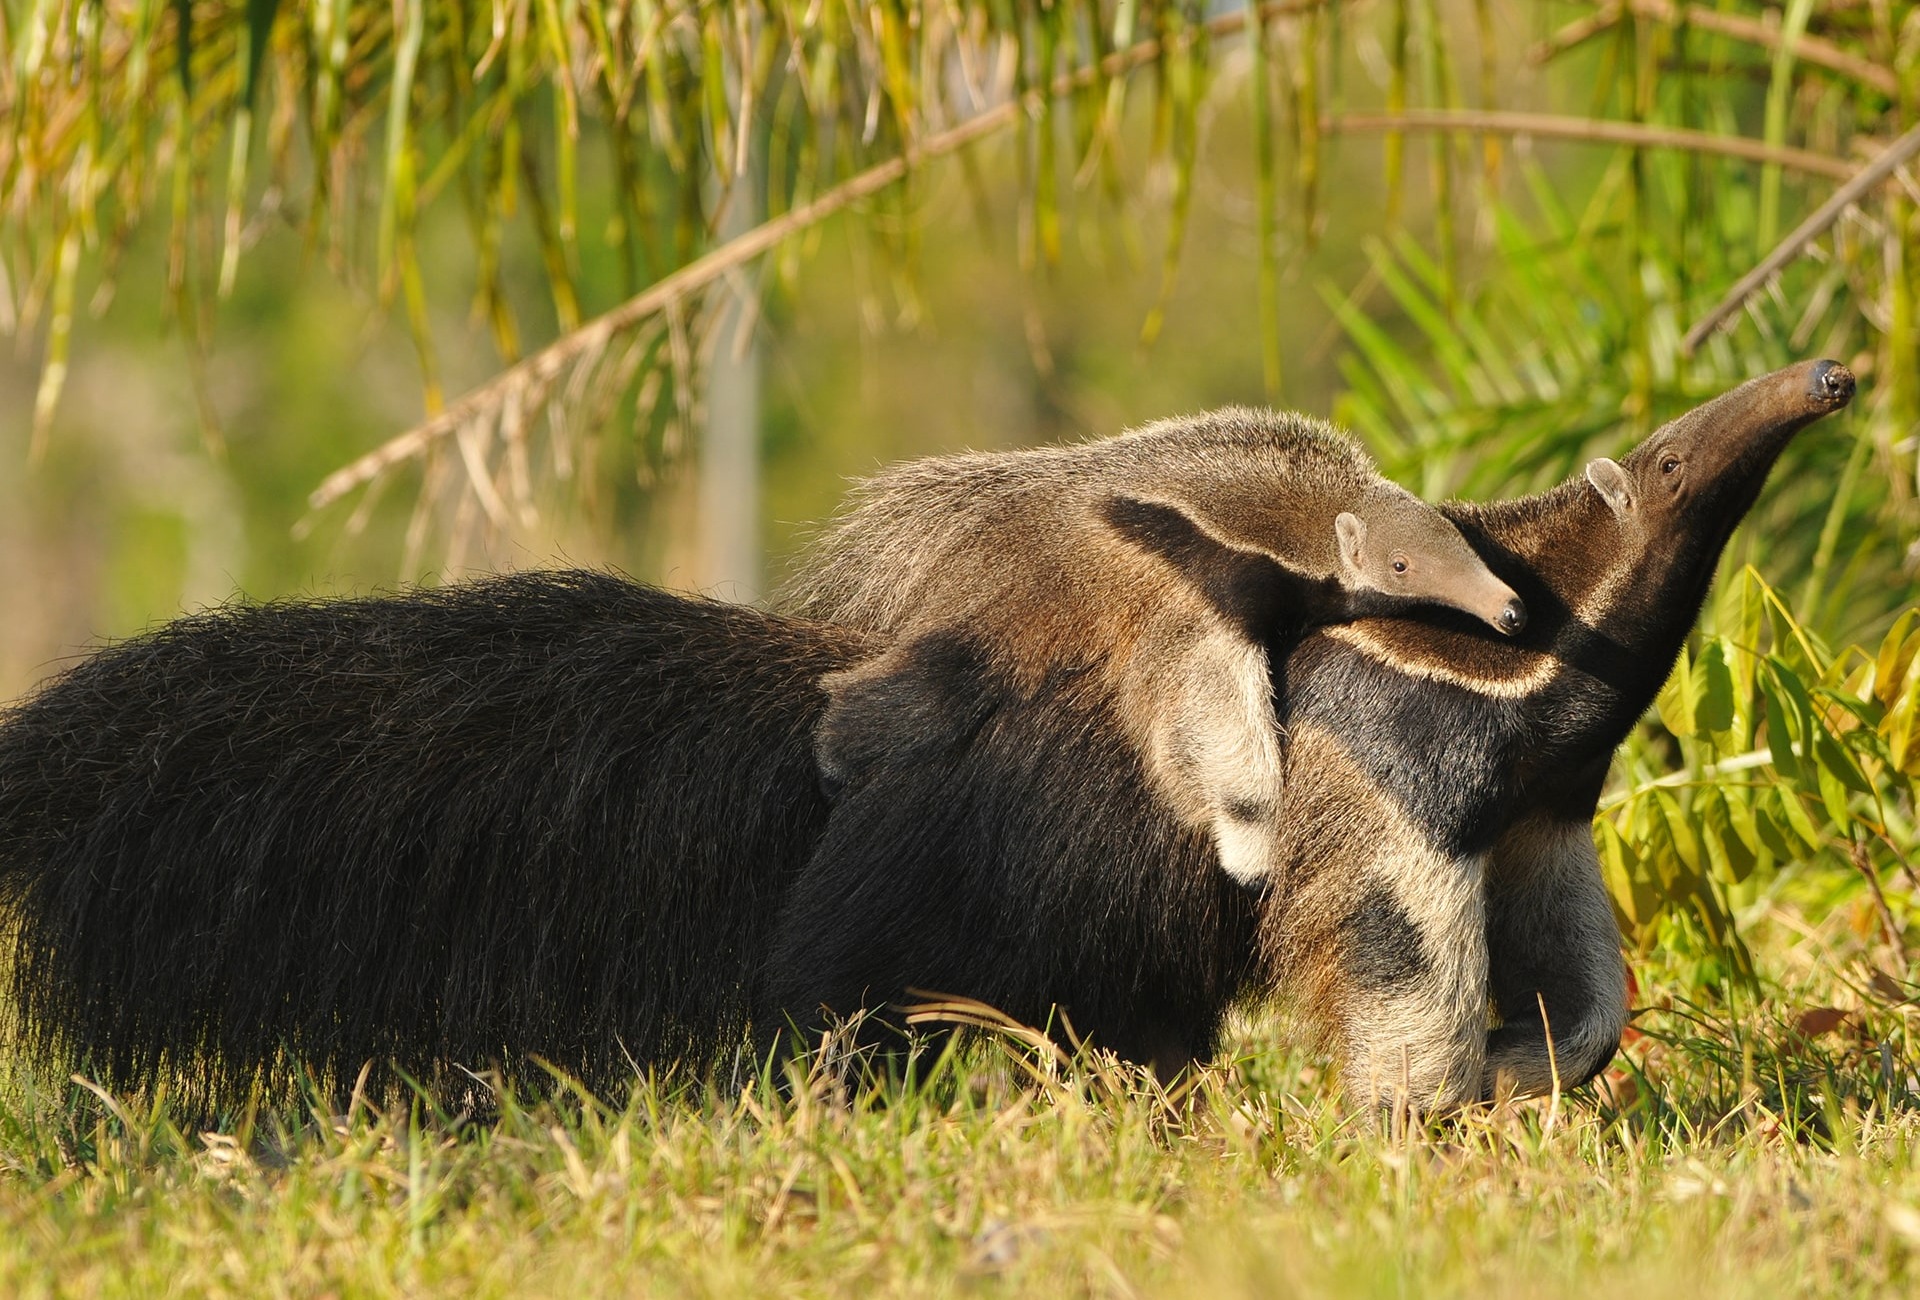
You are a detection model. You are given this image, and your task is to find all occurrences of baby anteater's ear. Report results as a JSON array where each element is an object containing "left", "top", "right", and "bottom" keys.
[
  {"left": 1100, "top": 494, "right": 1308, "bottom": 639},
  {"left": 1334, "top": 511, "right": 1368, "bottom": 573},
  {"left": 814, "top": 632, "right": 999, "bottom": 800}
]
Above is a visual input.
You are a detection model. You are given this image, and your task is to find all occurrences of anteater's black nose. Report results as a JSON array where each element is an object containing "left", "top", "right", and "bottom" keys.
[
  {"left": 1809, "top": 360, "right": 1855, "bottom": 407},
  {"left": 1499, "top": 598, "right": 1528, "bottom": 636}
]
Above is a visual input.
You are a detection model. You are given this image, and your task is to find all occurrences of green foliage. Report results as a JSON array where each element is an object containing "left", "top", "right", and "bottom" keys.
[
  {"left": 1604, "top": 571, "right": 1920, "bottom": 983},
  {"left": 2, "top": 0, "right": 1252, "bottom": 531}
]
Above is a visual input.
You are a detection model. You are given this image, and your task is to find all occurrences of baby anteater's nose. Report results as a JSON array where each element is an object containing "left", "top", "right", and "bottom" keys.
[{"left": 1499, "top": 597, "right": 1528, "bottom": 636}]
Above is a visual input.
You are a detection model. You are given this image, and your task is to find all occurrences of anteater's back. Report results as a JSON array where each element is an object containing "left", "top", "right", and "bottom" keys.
[{"left": 782, "top": 407, "right": 1375, "bottom": 638}]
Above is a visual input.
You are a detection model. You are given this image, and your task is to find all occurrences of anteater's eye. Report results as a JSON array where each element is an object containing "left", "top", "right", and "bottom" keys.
[
  {"left": 1391, "top": 557, "right": 1408, "bottom": 574},
  {"left": 1661, "top": 456, "right": 1680, "bottom": 474}
]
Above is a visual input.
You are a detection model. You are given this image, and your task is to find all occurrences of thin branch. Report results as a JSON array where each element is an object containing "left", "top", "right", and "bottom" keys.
[
  {"left": 1322, "top": 110, "right": 1856, "bottom": 182},
  {"left": 1533, "top": 2, "right": 1899, "bottom": 99},
  {"left": 1683, "top": 122, "right": 1920, "bottom": 355},
  {"left": 1528, "top": 1, "right": 1624, "bottom": 65},
  {"left": 309, "top": 0, "right": 1329, "bottom": 514},
  {"left": 1849, "top": 831, "right": 1907, "bottom": 961}
]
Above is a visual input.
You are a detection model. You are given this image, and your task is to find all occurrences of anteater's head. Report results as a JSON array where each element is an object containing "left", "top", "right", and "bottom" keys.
[
  {"left": 1335, "top": 486, "right": 1529, "bottom": 636},
  {"left": 1583, "top": 359, "right": 1855, "bottom": 627}
]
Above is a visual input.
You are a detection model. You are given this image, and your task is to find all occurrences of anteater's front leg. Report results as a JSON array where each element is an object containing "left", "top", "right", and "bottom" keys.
[
  {"left": 1269, "top": 733, "right": 1489, "bottom": 1116},
  {"left": 1481, "top": 815, "right": 1629, "bottom": 1098}
]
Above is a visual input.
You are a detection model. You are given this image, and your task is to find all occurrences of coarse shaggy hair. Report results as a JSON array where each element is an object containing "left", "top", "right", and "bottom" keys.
[{"left": 0, "top": 571, "right": 863, "bottom": 1105}]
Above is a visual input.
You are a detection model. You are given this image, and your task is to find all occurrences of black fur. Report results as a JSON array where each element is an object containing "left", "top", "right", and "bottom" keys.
[
  {"left": 1098, "top": 495, "right": 1340, "bottom": 638},
  {"left": 772, "top": 631, "right": 1260, "bottom": 1069},
  {"left": 1337, "top": 888, "right": 1429, "bottom": 991},
  {"left": 0, "top": 572, "right": 862, "bottom": 1101}
]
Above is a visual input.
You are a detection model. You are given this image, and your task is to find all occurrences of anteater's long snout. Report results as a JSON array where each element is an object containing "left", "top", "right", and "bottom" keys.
[
  {"left": 1648, "top": 358, "right": 1856, "bottom": 475},
  {"left": 1808, "top": 358, "right": 1856, "bottom": 409}
]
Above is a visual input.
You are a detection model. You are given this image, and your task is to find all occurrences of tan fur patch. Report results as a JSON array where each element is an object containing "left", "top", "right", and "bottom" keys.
[
  {"left": 1268, "top": 727, "right": 1489, "bottom": 1113},
  {"left": 1320, "top": 623, "right": 1561, "bottom": 699}
]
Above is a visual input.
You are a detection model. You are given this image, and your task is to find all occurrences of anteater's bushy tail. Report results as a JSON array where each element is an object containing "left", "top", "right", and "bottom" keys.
[{"left": 0, "top": 571, "right": 860, "bottom": 1107}]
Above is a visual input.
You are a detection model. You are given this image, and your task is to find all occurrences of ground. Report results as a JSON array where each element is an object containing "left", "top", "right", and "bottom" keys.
[{"left": 1, "top": 908, "right": 1915, "bottom": 1299}]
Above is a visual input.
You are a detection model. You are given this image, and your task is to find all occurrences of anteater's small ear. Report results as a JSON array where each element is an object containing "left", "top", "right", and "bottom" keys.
[
  {"left": 814, "top": 633, "right": 996, "bottom": 801},
  {"left": 1334, "top": 511, "right": 1367, "bottom": 569},
  {"left": 1585, "top": 458, "right": 1635, "bottom": 517}
]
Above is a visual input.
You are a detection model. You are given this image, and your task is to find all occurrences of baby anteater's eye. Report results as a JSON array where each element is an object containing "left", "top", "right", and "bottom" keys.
[
  {"left": 1661, "top": 456, "right": 1680, "bottom": 474},
  {"left": 1391, "top": 556, "right": 1408, "bottom": 574}
]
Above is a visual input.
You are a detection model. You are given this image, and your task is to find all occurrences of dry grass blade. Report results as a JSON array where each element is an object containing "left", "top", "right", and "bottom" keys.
[
  {"left": 900, "top": 994, "right": 1076, "bottom": 1078},
  {"left": 1323, "top": 109, "right": 1856, "bottom": 182}
]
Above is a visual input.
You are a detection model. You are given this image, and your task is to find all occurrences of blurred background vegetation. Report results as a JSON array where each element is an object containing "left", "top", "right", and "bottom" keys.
[{"left": 2, "top": 0, "right": 1919, "bottom": 997}]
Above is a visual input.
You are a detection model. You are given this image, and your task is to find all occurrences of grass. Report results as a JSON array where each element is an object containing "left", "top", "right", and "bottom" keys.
[{"left": 2, "top": 908, "right": 1917, "bottom": 1298}]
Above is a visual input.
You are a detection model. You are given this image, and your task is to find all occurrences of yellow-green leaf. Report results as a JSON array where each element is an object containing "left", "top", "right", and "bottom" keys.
[
  {"left": 1815, "top": 731, "right": 1872, "bottom": 796},
  {"left": 1873, "top": 610, "right": 1919, "bottom": 708},
  {"left": 1597, "top": 819, "right": 1660, "bottom": 928},
  {"left": 1758, "top": 673, "right": 1801, "bottom": 782},
  {"left": 1885, "top": 678, "right": 1920, "bottom": 776},
  {"left": 1815, "top": 759, "right": 1853, "bottom": 833},
  {"left": 1657, "top": 644, "right": 1696, "bottom": 737},
  {"left": 1754, "top": 800, "right": 1797, "bottom": 861},
  {"left": 1653, "top": 789, "right": 1702, "bottom": 878},
  {"left": 1699, "top": 788, "right": 1758, "bottom": 885},
  {"left": 1777, "top": 788, "right": 1825, "bottom": 854},
  {"left": 1693, "top": 639, "right": 1736, "bottom": 738}
]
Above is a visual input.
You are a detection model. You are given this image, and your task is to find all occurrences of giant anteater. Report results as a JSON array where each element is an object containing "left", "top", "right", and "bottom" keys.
[
  {"left": 0, "top": 365, "right": 1853, "bottom": 1109},
  {"left": 0, "top": 410, "right": 1520, "bottom": 1100},
  {"left": 785, "top": 361, "right": 1855, "bottom": 1104}
]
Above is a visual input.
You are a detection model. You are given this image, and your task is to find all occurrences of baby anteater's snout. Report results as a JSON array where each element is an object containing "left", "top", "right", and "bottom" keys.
[{"left": 1498, "top": 597, "right": 1528, "bottom": 636}]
